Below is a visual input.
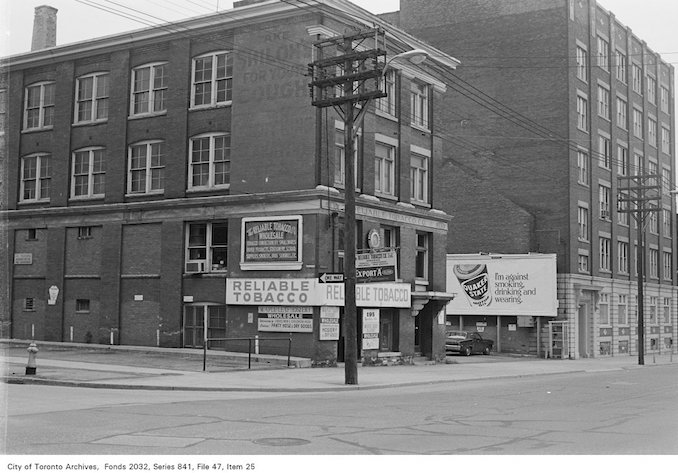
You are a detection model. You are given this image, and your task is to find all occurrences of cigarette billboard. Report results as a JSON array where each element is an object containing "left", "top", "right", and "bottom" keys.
[{"left": 446, "top": 254, "right": 557, "bottom": 316}]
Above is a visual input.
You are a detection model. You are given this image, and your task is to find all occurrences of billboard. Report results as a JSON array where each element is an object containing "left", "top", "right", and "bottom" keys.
[{"left": 446, "top": 254, "right": 557, "bottom": 317}]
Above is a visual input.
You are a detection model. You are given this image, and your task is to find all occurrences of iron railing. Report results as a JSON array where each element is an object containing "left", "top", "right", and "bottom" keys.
[{"left": 203, "top": 336, "right": 292, "bottom": 371}]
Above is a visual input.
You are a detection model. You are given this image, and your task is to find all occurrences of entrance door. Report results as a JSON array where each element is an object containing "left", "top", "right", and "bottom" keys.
[
  {"left": 183, "top": 306, "right": 204, "bottom": 348},
  {"left": 578, "top": 303, "right": 589, "bottom": 358}
]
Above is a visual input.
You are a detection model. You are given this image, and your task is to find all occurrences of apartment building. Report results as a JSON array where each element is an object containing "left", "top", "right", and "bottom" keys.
[
  {"left": 0, "top": 0, "right": 460, "bottom": 365},
  {"left": 390, "top": 0, "right": 676, "bottom": 358}
]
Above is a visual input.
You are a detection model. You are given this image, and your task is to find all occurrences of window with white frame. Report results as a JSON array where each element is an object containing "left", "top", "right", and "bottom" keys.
[
  {"left": 663, "top": 208, "right": 672, "bottom": 236},
  {"left": 188, "top": 133, "right": 230, "bottom": 190},
  {"left": 20, "top": 153, "right": 51, "bottom": 202},
  {"left": 577, "top": 150, "right": 589, "bottom": 185},
  {"left": 576, "top": 45, "right": 587, "bottom": 81},
  {"left": 632, "top": 152, "right": 643, "bottom": 176},
  {"left": 375, "top": 139, "right": 396, "bottom": 197},
  {"left": 632, "top": 64, "right": 643, "bottom": 94},
  {"left": 647, "top": 75, "right": 656, "bottom": 104},
  {"left": 617, "top": 191, "right": 629, "bottom": 226},
  {"left": 376, "top": 69, "right": 396, "bottom": 116},
  {"left": 0, "top": 89, "right": 6, "bottom": 134},
  {"left": 615, "top": 50, "right": 627, "bottom": 83},
  {"left": 597, "top": 36, "right": 609, "bottom": 71},
  {"left": 661, "top": 126, "right": 671, "bottom": 154},
  {"left": 131, "top": 63, "right": 167, "bottom": 116},
  {"left": 599, "top": 293, "right": 610, "bottom": 324},
  {"left": 24, "top": 82, "right": 55, "bottom": 130},
  {"left": 191, "top": 51, "right": 233, "bottom": 108},
  {"left": 599, "top": 184, "right": 610, "bottom": 219},
  {"left": 71, "top": 148, "right": 105, "bottom": 198},
  {"left": 618, "top": 240, "right": 629, "bottom": 274},
  {"left": 410, "top": 80, "right": 430, "bottom": 129},
  {"left": 660, "top": 86, "right": 670, "bottom": 114},
  {"left": 410, "top": 147, "right": 430, "bottom": 204},
  {"left": 598, "top": 135, "right": 611, "bottom": 168},
  {"left": 663, "top": 251, "right": 672, "bottom": 281},
  {"left": 75, "top": 72, "right": 109, "bottom": 123},
  {"left": 617, "top": 144, "right": 628, "bottom": 175},
  {"left": 618, "top": 295, "right": 628, "bottom": 325},
  {"left": 663, "top": 297, "right": 671, "bottom": 323},
  {"left": 577, "top": 94, "right": 588, "bottom": 131},
  {"left": 415, "top": 232, "right": 430, "bottom": 282},
  {"left": 662, "top": 167, "right": 671, "bottom": 193},
  {"left": 648, "top": 296, "right": 658, "bottom": 324},
  {"left": 598, "top": 85, "right": 610, "bottom": 119},
  {"left": 616, "top": 96, "right": 627, "bottom": 129},
  {"left": 648, "top": 117, "right": 657, "bottom": 147},
  {"left": 578, "top": 206, "right": 589, "bottom": 241},
  {"left": 649, "top": 248, "right": 659, "bottom": 279},
  {"left": 578, "top": 252, "right": 589, "bottom": 273},
  {"left": 649, "top": 211, "right": 658, "bottom": 234},
  {"left": 128, "top": 141, "right": 165, "bottom": 194},
  {"left": 599, "top": 236, "right": 611, "bottom": 271},
  {"left": 632, "top": 108, "right": 643, "bottom": 139},
  {"left": 334, "top": 122, "right": 360, "bottom": 189},
  {"left": 185, "top": 222, "right": 228, "bottom": 272}
]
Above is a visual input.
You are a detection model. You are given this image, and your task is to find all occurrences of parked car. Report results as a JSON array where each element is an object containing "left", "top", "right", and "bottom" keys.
[{"left": 445, "top": 330, "right": 494, "bottom": 356}]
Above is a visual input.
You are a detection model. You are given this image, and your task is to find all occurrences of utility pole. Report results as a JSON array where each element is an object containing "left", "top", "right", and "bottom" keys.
[
  {"left": 309, "top": 29, "right": 386, "bottom": 384},
  {"left": 618, "top": 174, "right": 661, "bottom": 365}
]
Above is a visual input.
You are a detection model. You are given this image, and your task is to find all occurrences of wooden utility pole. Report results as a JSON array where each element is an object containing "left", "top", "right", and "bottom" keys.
[
  {"left": 309, "top": 29, "right": 386, "bottom": 384},
  {"left": 618, "top": 174, "right": 661, "bottom": 365}
]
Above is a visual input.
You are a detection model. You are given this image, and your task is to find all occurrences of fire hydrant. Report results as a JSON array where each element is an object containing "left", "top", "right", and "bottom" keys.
[{"left": 25, "top": 342, "right": 38, "bottom": 375}]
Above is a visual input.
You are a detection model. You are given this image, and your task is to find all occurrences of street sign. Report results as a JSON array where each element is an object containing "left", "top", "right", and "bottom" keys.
[{"left": 319, "top": 273, "right": 345, "bottom": 283}]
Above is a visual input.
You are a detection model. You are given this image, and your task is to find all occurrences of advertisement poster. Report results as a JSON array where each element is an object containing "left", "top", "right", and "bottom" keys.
[
  {"left": 446, "top": 254, "right": 557, "bottom": 316},
  {"left": 362, "top": 309, "right": 380, "bottom": 350},
  {"left": 319, "top": 306, "right": 340, "bottom": 341},
  {"left": 355, "top": 249, "right": 397, "bottom": 283},
  {"left": 257, "top": 306, "right": 313, "bottom": 333},
  {"left": 241, "top": 216, "right": 302, "bottom": 269}
]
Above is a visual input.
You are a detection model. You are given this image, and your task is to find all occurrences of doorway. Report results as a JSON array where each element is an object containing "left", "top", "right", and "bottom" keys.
[{"left": 578, "top": 302, "right": 590, "bottom": 358}]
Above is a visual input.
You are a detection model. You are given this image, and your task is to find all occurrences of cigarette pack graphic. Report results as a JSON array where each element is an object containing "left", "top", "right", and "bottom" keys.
[{"left": 453, "top": 264, "right": 492, "bottom": 307}]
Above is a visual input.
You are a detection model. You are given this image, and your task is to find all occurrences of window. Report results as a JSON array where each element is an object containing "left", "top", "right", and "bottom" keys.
[
  {"left": 615, "top": 50, "right": 627, "bottom": 83},
  {"left": 617, "top": 144, "right": 628, "bottom": 175},
  {"left": 616, "top": 97, "right": 627, "bottom": 129},
  {"left": 188, "top": 133, "right": 231, "bottom": 190},
  {"left": 599, "top": 237, "right": 611, "bottom": 271},
  {"left": 128, "top": 141, "right": 165, "bottom": 194},
  {"left": 599, "top": 184, "right": 610, "bottom": 219},
  {"left": 632, "top": 152, "right": 643, "bottom": 176},
  {"left": 376, "top": 69, "right": 396, "bottom": 116},
  {"left": 24, "top": 298, "right": 35, "bottom": 311},
  {"left": 578, "top": 206, "right": 589, "bottom": 241},
  {"left": 618, "top": 295, "right": 628, "bottom": 325},
  {"left": 617, "top": 191, "right": 629, "bottom": 226},
  {"left": 649, "top": 211, "right": 658, "bottom": 234},
  {"left": 663, "top": 252, "right": 672, "bottom": 281},
  {"left": 632, "top": 108, "right": 643, "bottom": 139},
  {"left": 20, "top": 153, "right": 51, "bottom": 202},
  {"left": 662, "top": 168, "right": 672, "bottom": 194},
  {"left": 648, "top": 297, "right": 658, "bottom": 324},
  {"left": 598, "top": 85, "right": 610, "bottom": 119},
  {"left": 191, "top": 51, "right": 233, "bottom": 108},
  {"left": 649, "top": 249, "right": 659, "bottom": 278},
  {"left": 599, "top": 294, "right": 609, "bottom": 324},
  {"left": 576, "top": 94, "right": 588, "bottom": 131},
  {"left": 375, "top": 140, "right": 396, "bottom": 196},
  {"left": 647, "top": 75, "right": 656, "bottom": 104},
  {"left": 415, "top": 232, "right": 429, "bottom": 281},
  {"left": 576, "top": 45, "right": 587, "bottom": 81},
  {"left": 75, "top": 72, "right": 109, "bottom": 123},
  {"left": 597, "top": 36, "right": 609, "bottom": 72},
  {"left": 24, "top": 82, "right": 55, "bottom": 130},
  {"left": 577, "top": 150, "right": 589, "bottom": 185},
  {"left": 0, "top": 89, "right": 6, "bottom": 133},
  {"left": 410, "top": 149, "right": 430, "bottom": 204},
  {"left": 648, "top": 117, "right": 657, "bottom": 147},
  {"left": 663, "top": 298, "right": 671, "bottom": 323},
  {"left": 598, "top": 135, "right": 611, "bottom": 168},
  {"left": 632, "top": 64, "right": 643, "bottom": 94},
  {"left": 660, "top": 86, "right": 670, "bottom": 114},
  {"left": 185, "top": 222, "right": 228, "bottom": 272},
  {"left": 334, "top": 122, "right": 360, "bottom": 189},
  {"left": 410, "top": 81, "right": 430, "bottom": 129},
  {"left": 661, "top": 127, "right": 671, "bottom": 154},
  {"left": 78, "top": 226, "right": 92, "bottom": 239},
  {"left": 76, "top": 299, "right": 90, "bottom": 313},
  {"left": 663, "top": 208, "right": 672, "bottom": 236},
  {"left": 71, "top": 148, "right": 105, "bottom": 198},
  {"left": 131, "top": 63, "right": 167, "bottom": 116},
  {"left": 618, "top": 241, "right": 629, "bottom": 274},
  {"left": 578, "top": 253, "right": 589, "bottom": 273},
  {"left": 183, "top": 305, "right": 227, "bottom": 348},
  {"left": 27, "top": 228, "right": 38, "bottom": 240}
]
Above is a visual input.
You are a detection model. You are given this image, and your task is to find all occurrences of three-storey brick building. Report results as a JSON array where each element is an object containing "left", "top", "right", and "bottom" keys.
[
  {"left": 389, "top": 0, "right": 676, "bottom": 358},
  {"left": 0, "top": 0, "right": 460, "bottom": 365}
]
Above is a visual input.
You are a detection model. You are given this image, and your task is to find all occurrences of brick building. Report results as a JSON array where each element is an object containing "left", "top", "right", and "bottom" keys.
[
  {"left": 0, "top": 0, "right": 460, "bottom": 365},
  {"left": 389, "top": 0, "right": 677, "bottom": 358}
]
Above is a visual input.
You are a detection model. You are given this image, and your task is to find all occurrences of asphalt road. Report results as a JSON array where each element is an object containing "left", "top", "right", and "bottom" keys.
[{"left": 3, "top": 364, "right": 677, "bottom": 458}]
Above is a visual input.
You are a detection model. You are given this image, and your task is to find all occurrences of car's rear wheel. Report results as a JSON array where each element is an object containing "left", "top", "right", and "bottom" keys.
[
  {"left": 461, "top": 346, "right": 472, "bottom": 356},
  {"left": 482, "top": 346, "right": 491, "bottom": 355}
]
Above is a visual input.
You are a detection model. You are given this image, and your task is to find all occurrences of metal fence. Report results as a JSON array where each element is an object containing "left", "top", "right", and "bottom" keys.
[{"left": 203, "top": 336, "right": 292, "bottom": 371}]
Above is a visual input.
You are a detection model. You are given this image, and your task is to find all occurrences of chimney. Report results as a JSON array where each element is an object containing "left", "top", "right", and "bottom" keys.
[{"left": 31, "top": 5, "right": 58, "bottom": 51}]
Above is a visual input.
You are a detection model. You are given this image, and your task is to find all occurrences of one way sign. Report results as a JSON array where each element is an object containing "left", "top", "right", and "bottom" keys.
[{"left": 319, "top": 273, "right": 345, "bottom": 283}]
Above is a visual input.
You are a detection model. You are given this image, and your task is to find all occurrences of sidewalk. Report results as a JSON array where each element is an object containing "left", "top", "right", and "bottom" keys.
[{"left": 2, "top": 339, "right": 677, "bottom": 392}]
